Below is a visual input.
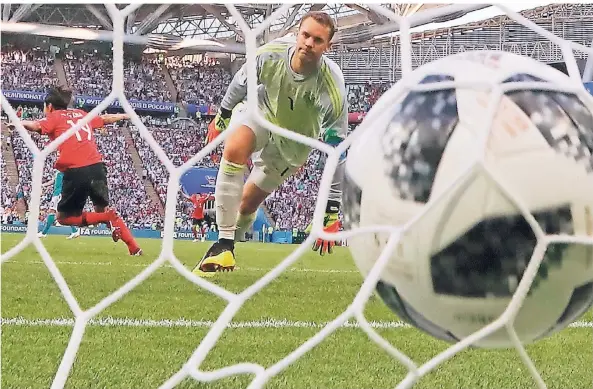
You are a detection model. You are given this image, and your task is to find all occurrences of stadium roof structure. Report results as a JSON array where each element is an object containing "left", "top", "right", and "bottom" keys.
[
  {"left": 1, "top": 4, "right": 449, "bottom": 37},
  {"left": 5, "top": 3, "right": 590, "bottom": 58},
  {"left": 147, "top": 4, "right": 454, "bottom": 41},
  {"left": 1, "top": 3, "right": 458, "bottom": 50}
]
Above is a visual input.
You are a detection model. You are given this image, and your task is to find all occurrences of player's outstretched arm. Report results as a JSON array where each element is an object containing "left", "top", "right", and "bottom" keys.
[
  {"left": 205, "top": 64, "right": 250, "bottom": 144},
  {"left": 309, "top": 67, "right": 349, "bottom": 256},
  {"left": 219, "top": 62, "right": 253, "bottom": 115},
  {"left": 8, "top": 120, "right": 42, "bottom": 133},
  {"left": 206, "top": 56, "right": 263, "bottom": 144},
  {"left": 309, "top": 127, "right": 347, "bottom": 256},
  {"left": 100, "top": 113, "right": 130, "bottom": 124}
]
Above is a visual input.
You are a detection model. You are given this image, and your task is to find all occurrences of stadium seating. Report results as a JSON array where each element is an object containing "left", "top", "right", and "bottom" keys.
[
  {"left": 1, "top": 49, "right": 59, "bottom": 92},
  {"left": 64, "top": 52, "right": 172, "bottom": 102},
  {"left": 264, "top": 150, "right": 325, "bottom": 231},
  {"left": 129, "top": 116, "right": 222, "bottom": 229},
  {"left": 346, "top": 83, "right": 390, "bottom": 112},
  {"left": 166, "top": 57, "right": 232, "bottom": 106},
  {"left": 1, "top": 137, "right": 14, "bottom": 212},
  {"left": 95, "top": 125, "right": 162, "bottom": 229}
]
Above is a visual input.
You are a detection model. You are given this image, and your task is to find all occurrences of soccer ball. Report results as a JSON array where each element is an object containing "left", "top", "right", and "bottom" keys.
[{"left": 342, "top": 51, "right": 593, "bottom": 348}]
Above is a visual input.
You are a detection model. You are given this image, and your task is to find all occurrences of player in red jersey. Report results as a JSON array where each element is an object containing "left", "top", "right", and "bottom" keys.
[
  {"left": 15, "top": 85, "right": 142, "bottom": 256},
  {"left": 183, "top": 192, "right": 214, "bottom": 242}
]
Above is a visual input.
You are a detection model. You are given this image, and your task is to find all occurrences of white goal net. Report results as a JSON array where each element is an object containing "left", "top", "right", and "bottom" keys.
[{"left": 1, "top": 3, "right": 593, "bottom": 389}]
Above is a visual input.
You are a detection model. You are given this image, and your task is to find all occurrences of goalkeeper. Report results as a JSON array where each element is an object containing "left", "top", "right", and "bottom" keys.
[{"left": 194, "top": 11, "right": 348, "bottom": 276}]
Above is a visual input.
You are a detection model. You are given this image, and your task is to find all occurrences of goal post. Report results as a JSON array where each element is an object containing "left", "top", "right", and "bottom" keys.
[{"left": 1, "top": 3, "right": 592, "bottom": 389}]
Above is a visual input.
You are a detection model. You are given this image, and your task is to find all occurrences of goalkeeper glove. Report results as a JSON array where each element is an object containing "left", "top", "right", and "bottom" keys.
[
  {"left": 309, "top": 200, "right": 342, "bottom": 256},
  {"left": 206, "top": 107, "right": 232, "bottom": 144}
]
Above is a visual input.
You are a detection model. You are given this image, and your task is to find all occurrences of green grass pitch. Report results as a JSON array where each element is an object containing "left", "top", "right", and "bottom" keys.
[{"left": 1, "top": 233, "right": 592, "bottom": 389}]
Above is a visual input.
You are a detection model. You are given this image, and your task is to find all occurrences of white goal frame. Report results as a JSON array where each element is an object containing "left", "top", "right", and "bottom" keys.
[{"left": 1, "top": 3, "right": 593, "bottom": 389}]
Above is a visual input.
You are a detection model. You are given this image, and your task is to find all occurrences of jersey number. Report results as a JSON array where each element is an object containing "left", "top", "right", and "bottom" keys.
[
  {"left": 67, "top": 119, "right": 92, "bottom": 141},
  {"left": 288, "top": 97, "right": 294, "bottom": 110}
]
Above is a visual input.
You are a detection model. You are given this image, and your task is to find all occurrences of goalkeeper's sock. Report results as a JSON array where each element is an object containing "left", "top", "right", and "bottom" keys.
[
  {"left": 70, "top": 226, "right": 78, "bottom": 234},
  {"left": 58, "top": 212, "right": 111, "bottom": 226},
  {"left": 42, "top": 214, "right": 56, "bottom": 234},
  {"left": 215, "top": 158, "right": 246, "bottom": 241},
  {"left": 235, "top": 212, "right": 256, "bottom": 242},
  {"left": 192, "top": 225, "right": 199, "bottom": 239}
]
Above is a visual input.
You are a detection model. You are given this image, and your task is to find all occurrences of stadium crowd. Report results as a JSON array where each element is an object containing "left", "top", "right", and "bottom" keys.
[
  {"left": 1, "top": 49, "right": 58, "bottom": 92},
  {"left": 129, "top": 115, "right": 222, "bottom": 229},
  {"left": 1, "top": 48, "right": 389, "bottom": 232},
  {"left": 1, "top": 136, "right": 14, "bottom": 213},
  {"left": 166, "top": 56, "right": 232, "bottom": 106},
  {"left": 64, "top": 52, "right": 172, "bottom": 102},
  {"left": 346, "top": 83, "right": 390, "bottom": 112},
  {"left": 264, "top": 150, "right": 325, "bottom": 231},
  {"left": 62, "top": 50, "right": 234, "bottom": 104}
]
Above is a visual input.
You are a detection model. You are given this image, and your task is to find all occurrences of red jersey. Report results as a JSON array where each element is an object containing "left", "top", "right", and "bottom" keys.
[
  {"left": 39, "top": 109, "right": 105, "bottom": 172},
  {"left": 190, "top": 193, "right": 213, "bottom": 219}
]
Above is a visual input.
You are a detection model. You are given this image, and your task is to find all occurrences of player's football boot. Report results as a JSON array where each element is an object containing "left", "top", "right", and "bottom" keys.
[
  {"left": 130, "top": 247, "right": 143, "bottom": 256},
  {"left": 192, "top": 239, "right": 236, "bottom": 277},
  {"left": 37, "top": 232, "right": 47, "bottom": 238},
  {"left": 104, "top": 208, "right": 121, "bottom": 242},
  {"left": 111, "top": 226, "right": 122, "bottom": 243},
  {"left": 67, "top": 231, "right": 80, "bottom": 240}
]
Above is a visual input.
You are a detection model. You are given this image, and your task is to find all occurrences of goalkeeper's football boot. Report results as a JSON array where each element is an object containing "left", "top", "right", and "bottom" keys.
[{"left": 193, "top": 239, "right": 236, "bottom": 277}]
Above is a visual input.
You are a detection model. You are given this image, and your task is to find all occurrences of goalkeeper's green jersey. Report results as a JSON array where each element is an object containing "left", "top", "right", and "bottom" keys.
[{"left": 220, "top": 38, "right": 348, "bottom": 167}]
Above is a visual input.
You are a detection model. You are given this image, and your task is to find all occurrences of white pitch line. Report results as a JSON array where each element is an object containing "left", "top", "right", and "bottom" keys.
[
  {"left": 1, "top": 317, "right": 591, "bottom": 329},
  {"left": 3, "top": 260, "right": 359, "bottom": 274},
  {"left": 0, "top": 316, "right": 409, "bottom": 329}
]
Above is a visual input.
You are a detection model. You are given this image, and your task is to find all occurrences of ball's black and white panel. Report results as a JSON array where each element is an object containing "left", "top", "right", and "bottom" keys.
[
  {"left": 343, "top": 53, "right": 593, "bottom": 348},
  {"left": 539, "top": 280, "right": 593, "bottom": 338},
  {"left": 376, "top": 281, "right": 460, "bottom": 343},
  {"left": 430, "top": 205, "right": 574, "bottom": 298},
  {"left": 381, "top": 75, "right": 459, "bottom": 203},
  {"left": 502, "top": 73, "right": 593, "bottom": 332},
  {"left": 504, "top": 73, "right": 593, "bottom": 174}
]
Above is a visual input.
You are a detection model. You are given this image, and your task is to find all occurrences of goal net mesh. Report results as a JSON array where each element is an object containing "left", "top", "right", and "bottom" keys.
[{"left": 1, "top": 3, "right": 592, "bottom": 389}]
